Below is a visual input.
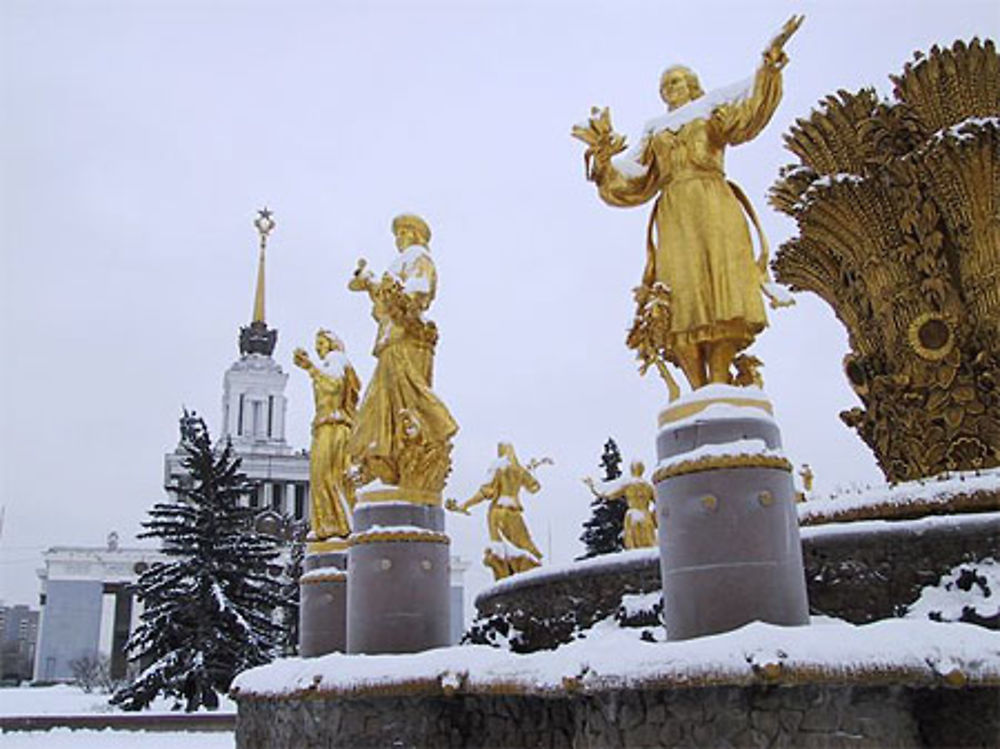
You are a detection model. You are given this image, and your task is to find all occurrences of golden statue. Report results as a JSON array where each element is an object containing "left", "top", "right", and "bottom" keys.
[
  {"left": 573, "top": 16, "right": 802, "bottom": 399},
  {"left": 771, "top": 39, "right": 1000, "bottom": 483},
  {"left": 799, "top": 464, "right": 814, "bottom": 493},
  {"left": 347, "top": 214, "right": 458, "bottom": 499},
  {"left": 294, "top": 330, "right": 361, "bottom": 540},
  {"left": 584, "top": 460, "right": 658, "bottom": 550},
  {"left": 447, "top": 443, "right": 552, "bottom": 580}
]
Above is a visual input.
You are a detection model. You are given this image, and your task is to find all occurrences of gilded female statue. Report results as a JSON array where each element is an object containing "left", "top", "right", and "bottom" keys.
[
  {"left": 574, "top": 16, "right": 802, "bottom": 397},
  {"left": 584, "top": 460, "right": 657, "bottom": 550},
  {"left": 293, "top": 330, "right": 361, "bottom": 540},
  {"left": 347, "top": 214, "right": 458, "bottom": 495},
  {"left": 447, "top": 443, "right": 552, "bottom": 580}
]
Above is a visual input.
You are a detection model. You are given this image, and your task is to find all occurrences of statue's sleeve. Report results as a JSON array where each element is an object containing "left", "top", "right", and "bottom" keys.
[
  {"left": 343, "top": 365, "right": 361, "bottom": 422},
  {"left": 714, "top": 62, "right": 783, "bottom": 145},
  {"left": 521, "top": 467, "right": 541, "bottom": 495},
  {"left": 595, "top": 139, "right": 662, "bottom": 208}
]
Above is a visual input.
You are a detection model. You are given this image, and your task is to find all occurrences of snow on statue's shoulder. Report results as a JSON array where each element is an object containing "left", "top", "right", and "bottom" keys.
[
  {"left": 388, "top": 244, "right": 429, "bottom": 281},
  {"left": 320, "top": 351, "right": 349, "bottom": 376},
  {"left": 612, "top": 76, "right": 753, "bottom": 176}
]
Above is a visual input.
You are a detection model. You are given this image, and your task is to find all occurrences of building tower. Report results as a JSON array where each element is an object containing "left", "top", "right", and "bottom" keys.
[{"left": 164, "top": 209, "right": 310, "bottom": 528}]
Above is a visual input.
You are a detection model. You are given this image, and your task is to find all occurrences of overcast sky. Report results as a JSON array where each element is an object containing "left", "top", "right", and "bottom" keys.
[{"left": 2, "top": 0, "right": 997, "bottom": 609}]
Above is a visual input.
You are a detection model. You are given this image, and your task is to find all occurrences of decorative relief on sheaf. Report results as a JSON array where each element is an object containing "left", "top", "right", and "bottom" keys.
[{"left": 771, "top": 39, "right": 1000, "bottom": 483}]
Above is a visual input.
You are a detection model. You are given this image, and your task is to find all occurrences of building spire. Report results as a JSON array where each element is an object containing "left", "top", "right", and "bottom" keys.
[
  {"left": 252, "top": 207, "right": 275, "bottom": 324},
  {"left": 239, "top": 207, "right": 278, "bottom": 356}
]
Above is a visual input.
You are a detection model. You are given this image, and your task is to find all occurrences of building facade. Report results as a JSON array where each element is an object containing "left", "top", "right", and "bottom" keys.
[
  {"left": 33, "top": 533, "right": 166, "bottom": 682},
  {"left": 0, "top": 603, "right": 39, "bottom": 683}
]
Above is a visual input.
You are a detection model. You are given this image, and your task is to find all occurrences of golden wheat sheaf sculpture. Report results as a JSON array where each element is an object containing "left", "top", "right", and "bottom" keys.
[{"left": 771, "top": 39, "right": 1000, "bottom": 483}]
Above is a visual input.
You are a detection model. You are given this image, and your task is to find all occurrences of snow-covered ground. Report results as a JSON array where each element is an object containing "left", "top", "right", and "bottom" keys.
[
  {"left": 0, "top": 684, "right": 236, "bottom": 716},
  {"left": 0, "top": 685, "right": 235, "bottom": 749},
  {"left": 0, "top": 728, "right": 234, "bottom": 749}
]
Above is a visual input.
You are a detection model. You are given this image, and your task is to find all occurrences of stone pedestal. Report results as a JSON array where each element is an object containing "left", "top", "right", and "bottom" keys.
[
  {"left": 655, "top": 385, "right": 809, "bottom": 640},
  {"left": 299, "top": 540, "right": 349, "bottom": 657},
  {"left": 346, "top": 491, "right": 451, "bottom": 654}
]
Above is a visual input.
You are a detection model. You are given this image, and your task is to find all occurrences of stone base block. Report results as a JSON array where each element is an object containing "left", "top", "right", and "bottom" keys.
[
  {"left": 347, "top": 498, "right": 451, "bottom": 654},
  {"left": 655, "top": 387, "right": 809, "bottom": 640}
]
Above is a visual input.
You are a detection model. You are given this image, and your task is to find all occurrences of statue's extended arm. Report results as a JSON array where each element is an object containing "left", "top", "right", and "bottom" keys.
[
  {"left": 573, "top": 108, "right": 660, "bottom": 208},
  {"left": 293, "top": 348, "right": 317, "bottom": 378},
  {"left": 717, "top": 15, "right": 803, "bottom": 145}
]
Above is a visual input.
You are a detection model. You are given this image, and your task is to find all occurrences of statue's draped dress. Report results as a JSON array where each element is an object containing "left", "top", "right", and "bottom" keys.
[
  {"left": 348, "top": 247, "right": 458, "bottom": 487},
  {"left": 597, "top": 62, "right": 783, "bottom": 353},
  {"left": 309, "top": 356, "right": 360, "bottom": 538}
]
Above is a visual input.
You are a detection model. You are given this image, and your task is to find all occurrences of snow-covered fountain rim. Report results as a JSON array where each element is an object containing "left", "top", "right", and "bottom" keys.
[
  {"left": 231, "top": 618, "right": 1000, "bottom": 700},
  {"left": 798, "top": 466, "right": 1000, "bottom": 525},
  {"left": 478, "top": 510, "right": 1000, "bottom": 605},
  {"left": 475, "top": 547, "right": 660, "bottom": 603}
]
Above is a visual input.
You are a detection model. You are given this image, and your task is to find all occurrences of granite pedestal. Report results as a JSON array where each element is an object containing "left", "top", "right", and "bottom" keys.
[
  {"left": 346, "top": 492, "right": 451, "bottom": 654},
  {"left": 654, "top": 386, "right": 809, "bottom": 640},
  {"left": 299, "top": 542, "right": 348, "bottom": 657}
]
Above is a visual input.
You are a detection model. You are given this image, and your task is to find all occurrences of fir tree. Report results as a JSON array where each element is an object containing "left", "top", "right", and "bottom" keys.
[
  {"left": 278, "top": 521, "right": 307, "bottom": 656},
  {"left": 112, "top": 411, "right": 284, "bottom": 712},
  {"left": 577, "top": 438, "right": 627, "bottom": 559}
]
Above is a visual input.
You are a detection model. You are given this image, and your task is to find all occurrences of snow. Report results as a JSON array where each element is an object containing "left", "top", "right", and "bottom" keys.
[
  {"left": 611, "top": 75, "right": 754, "bottom": 175},
  {"left": 656, "top": 438, "right": 787, "bottom": 474},
  {"left": 799, "top": 510, "right": 1000, "bottom": 542},
  {"left": 929, "top": 115, "right": 1000, "bottom": 145},
  {"left": 0, "top": 684, "right": 236, "bottom": 716},
  {"left": 318, "top": 350, "right": 349, "bottom": 376},
  {"left": 0, "top": 729, "right": 234, "bottom": 749},
  {"left": 403, "top": 273, "right": 431, "bottom": 295},
  {"left": 232, "top": 617, "right": 1000, "bottom": 697},
  {"left": 904, "top": 558, "right": 999, "bottom": 624},
  {"left": 299, "top": 566, "right": 346, "bottom": 583},
  {"left": 387, "top": 245, "right": 429, "bottom": 281},
  {"left": 484, "top": 454, "right": 511, "bottom": 481},
  {"left": 619, "top": 591, "right": 662, "bottom": 619},
  {"left": 351, "top": 524, "right": 443, "bottom": 542},
  {"left": 798, "top": 466, "right": 1000, "bottom": 524},
  {"left": 663, "top": 402, "right": 778, "bottom": 433}
]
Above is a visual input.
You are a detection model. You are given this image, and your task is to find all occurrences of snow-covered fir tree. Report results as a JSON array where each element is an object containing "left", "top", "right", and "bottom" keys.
[
  {"left": 111, "top": 411, "right": 284, "bottom": 712},
  {"left": 577, "top": 438, "right": 627, "bottom": 559},
  {"left": 278, "top": 521, "right": 307, "bottom": 656}
]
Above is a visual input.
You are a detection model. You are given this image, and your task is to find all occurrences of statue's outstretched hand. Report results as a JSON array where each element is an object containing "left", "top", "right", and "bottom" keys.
[
  {"left": 572, "top": 106, "right": 627, "bottom": 180},
  {"left": 764, "top": 14, "right": 804, "bottom": 69},
  {"left": 293, "top": 348, "right": 311, "bottom": 369}
]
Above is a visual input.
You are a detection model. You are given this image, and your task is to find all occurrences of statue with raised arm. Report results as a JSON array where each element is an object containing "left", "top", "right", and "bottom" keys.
[
  {"left": 574, "top": 16, "right": 803, "bottom": 399},
  {"left": 584, "top": 460, "right": 658, "bottom": 549},
  {"left": 347, "top": 214, "right": 459, "bottom": 499},
  {"left": 447, "top": 443, "right": 552, "bottom": 580},
  {"left": 294, "top": 330, "right": 361, "bottom": 540}
]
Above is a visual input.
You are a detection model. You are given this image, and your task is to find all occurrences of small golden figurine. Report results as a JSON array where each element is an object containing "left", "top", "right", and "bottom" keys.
[
  {"left": 574, "top": 16, "right": 803, "bottom": 398},
  {"left": 584, "top": 460, "right": 658, "bottom": 549},
  {"left": 447, "top": 443, "right": 552, "bottom": 581},
  {"left": 294, "top": 331, "right": 361, "bottom": 540},
  {"left": 347, "top": 215, "right": 459, "bottom": 498},
  {"left": 798, "top": 463, "right": 814, "bottom": 502}
]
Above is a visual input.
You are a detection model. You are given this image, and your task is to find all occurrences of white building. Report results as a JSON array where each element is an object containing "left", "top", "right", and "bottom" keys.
[{"left": 33, "top": 533, "right": 166, "bottom": 682}]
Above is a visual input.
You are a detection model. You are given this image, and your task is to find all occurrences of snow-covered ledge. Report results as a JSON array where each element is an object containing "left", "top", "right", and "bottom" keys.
[
  {"left": 231, "top": 619, "right": 1000, "bottom": 749},
  {"left": 798, "top": 466, "right": 1000, "bottom": 525}
]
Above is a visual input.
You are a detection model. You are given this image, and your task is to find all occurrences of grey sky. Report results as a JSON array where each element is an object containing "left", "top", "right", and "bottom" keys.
[{"left": 2, "top": 0, "right": 997, "bottom": 608}]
